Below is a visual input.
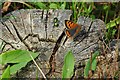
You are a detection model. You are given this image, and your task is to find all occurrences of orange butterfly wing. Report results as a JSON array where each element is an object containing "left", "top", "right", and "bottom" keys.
[
  {"left": 65, "top": 20, "right": 79, "bottom": 29},
  {"left": 65, "top": 30, "right": 72, "bottom": 37},
  {"left": 65, "top": 20, "right": 81, "bottom": 38}
]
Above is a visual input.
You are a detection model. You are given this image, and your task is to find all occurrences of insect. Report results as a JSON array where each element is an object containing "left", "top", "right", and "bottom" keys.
[
  {"left": 53, "top": 17, "right": 59, "bottom": 27},
  {"left": 64, "top": 20, "right": 82, "bottom": 39}
]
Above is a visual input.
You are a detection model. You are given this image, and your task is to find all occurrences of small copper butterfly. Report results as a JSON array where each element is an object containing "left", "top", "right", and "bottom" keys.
[{"left": 64, "top": 20, "right": 81, "bottom": 39}]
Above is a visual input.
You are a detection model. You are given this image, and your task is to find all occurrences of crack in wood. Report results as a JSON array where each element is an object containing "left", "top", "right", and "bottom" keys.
[
  {"left": 46, "top": 31, "right": 65, "bottom": 77},
  {"left": 45, "top": 10, "right": 48, "bottom": 39},
  {"left": 9, "top": 19, "right": 31, "bottom": 51},
  {"left": 41, "top": 10, "right": 44, "bottom": 19},
  {"left": 0, "top": 38, "right": 17, "bottom": 51},
  {"left": 23, "top": 33, "right": 56, "bottom": 43},
  {"left": 0, "top": 21, "right": 16, "bottom": 40}
]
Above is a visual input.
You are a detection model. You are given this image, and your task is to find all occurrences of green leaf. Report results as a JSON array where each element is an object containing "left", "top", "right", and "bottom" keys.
[
  {"left": 0, "top": 50, "right": 39, "bottom": 75},
  {"left": 1, "top": 65, "right": 10, "bottom": 79},
  {"left": 0, "top": 55, "right": 2, "bottom": 65},
  {"left": 103, "top": 5, "right": 109, "bottom": 10},
  {"left": 49, "top": 3, "right": 58, "bottom": 9},
  {"left": 0, "top": 50, "right": 39, "bottom": 65},
  {"left": 62, "top": 51, "right": 75, "bottom": 79},
  {"left": 106, "top": 16, "right": 120, "bottom": 28},
  {"left": 112, "top": 29, "right": 116, "bottom": 37},
  {"left": 91, "top": 58, "right": 97, "bottom": 71},
  {"left": 105, "top": 27, "right": 116, "bottom": 41},
  {"left": 90, "top": 15, "right": 95, "bottom": 20},
  {"left": 10, "top": 62, "right": 28, "bottom": 74},
  {"left": 60, "top": 2, "right": 66, "bottom": 9},
  {"left": 84, "top": 51, "right": 99, "bottom": 77},
  {"left": 30, "top": 2, "right": 47, "bottom": 9},
  {"left": 87, "top": 3, "right": 93, "bottom": 14},
  {"left": 36, "top": 2, "right": 47, "bottom": 9}
]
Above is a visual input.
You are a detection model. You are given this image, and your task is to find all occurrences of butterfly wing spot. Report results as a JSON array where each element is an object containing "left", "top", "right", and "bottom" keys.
[
  {"left": 68, "top": 24, "right": 72, "bottom": 28},
  {"left": 66, "top": 20, "right": 77, "bottom": 29},
  {"left": 68, "top": 21, "right": 72, "bottom": 24},
  {"left": 67, "top": 21, "right": 72, "bottom": 29}
]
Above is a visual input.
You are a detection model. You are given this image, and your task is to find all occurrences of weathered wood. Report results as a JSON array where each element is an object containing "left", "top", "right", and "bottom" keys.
[{"left": 0, "top": 9, "right": 111, "bottom": 78}]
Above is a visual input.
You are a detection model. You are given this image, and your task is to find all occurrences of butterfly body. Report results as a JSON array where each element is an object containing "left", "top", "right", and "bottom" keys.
[{"left": 64, "top": 20, "right": 81, "bottom": 39}]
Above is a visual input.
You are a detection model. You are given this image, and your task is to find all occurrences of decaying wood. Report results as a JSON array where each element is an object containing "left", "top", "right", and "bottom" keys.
[{"left": 1, "top": 9, "right": 119, "bottom": 78}]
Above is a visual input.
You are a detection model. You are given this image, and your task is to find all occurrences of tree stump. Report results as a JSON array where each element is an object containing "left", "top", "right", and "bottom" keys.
[{"left": 1, "top": 9, "right": 118, "bottom": 78}]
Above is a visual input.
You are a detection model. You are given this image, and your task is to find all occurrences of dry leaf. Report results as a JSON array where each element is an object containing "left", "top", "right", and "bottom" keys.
[{"left": 2, "top": 2, "right": 11, "bottom": 13}]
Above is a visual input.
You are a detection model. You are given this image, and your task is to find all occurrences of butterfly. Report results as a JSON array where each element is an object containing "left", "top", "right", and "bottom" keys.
[{"left": 64, "top": 20, "right": 82, "bottom": 39}]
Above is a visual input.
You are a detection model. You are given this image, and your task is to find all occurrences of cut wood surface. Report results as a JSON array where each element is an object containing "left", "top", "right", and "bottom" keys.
[{"left": 1, "top": 9, "right": 119, "bottom": 78}]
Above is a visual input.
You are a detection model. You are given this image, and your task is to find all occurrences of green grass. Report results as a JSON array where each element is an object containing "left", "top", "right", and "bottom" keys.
[{"left": 1, "top": 2, "right": 119, "bottom": 79}]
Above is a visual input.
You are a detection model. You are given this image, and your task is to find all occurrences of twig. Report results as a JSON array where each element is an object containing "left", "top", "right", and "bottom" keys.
[{"left": 28, "top": 52, "right": 47, "bottom": 80}]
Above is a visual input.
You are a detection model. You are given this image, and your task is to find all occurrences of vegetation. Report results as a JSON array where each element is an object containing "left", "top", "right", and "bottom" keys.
[{"left": 0, "top": 1, "right": 120, "bottom": 79}]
